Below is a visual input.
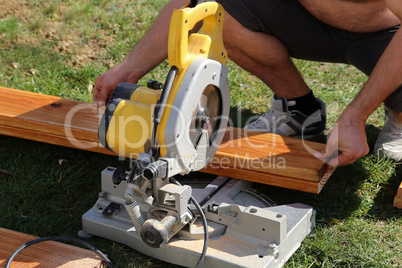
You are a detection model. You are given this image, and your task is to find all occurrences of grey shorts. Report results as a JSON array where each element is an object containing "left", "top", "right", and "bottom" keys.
[{"left": 217, "top": 0, "right": 402, "bottom": 112}]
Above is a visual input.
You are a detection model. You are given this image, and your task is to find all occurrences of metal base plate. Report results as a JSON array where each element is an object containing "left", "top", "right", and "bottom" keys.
[{"left": 82, "top": 168, "right": 315, "bottom": 267}]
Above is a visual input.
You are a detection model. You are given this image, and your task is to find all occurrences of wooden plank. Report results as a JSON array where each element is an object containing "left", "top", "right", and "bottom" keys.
[
  {"left": 0, "top": 86, "right": 332, "bottom": 193},
  {"left": 0, "top": 228, "right": 102, "bottom": 268},
  {"left": 0, "top": 87, "right": 103, "bottom": 142},
  {"left": 394, "top": 181, "right": 402, "bottom": 209},
  {"left": 0, "top": 124, "right": 114, "bottom": 156},
  {"left": 204, "top": 127, "right": 328, "bottom": 182}
]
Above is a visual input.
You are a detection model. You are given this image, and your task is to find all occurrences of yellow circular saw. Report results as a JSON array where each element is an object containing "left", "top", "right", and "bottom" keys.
[
  {"left": 84, "top": 4, "right": 315, "bottom": 268},
  {"left": 99, "top": 1, "right": 229, "bottom": 177}
]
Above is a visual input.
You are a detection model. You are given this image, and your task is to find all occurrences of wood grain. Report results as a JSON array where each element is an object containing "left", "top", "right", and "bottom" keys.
[
  {"left": 0, "top": 86, "right": 332, "bottom": 193},
  {"left": 0, "top": 228, "right": 102, "bottom": 268},
  {"left": 204, "top": 127, "right": 328, "bottom": 181}
]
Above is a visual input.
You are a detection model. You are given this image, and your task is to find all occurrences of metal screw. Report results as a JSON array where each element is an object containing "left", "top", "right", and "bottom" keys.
[
  {"left": 98, "top": 192, "right": 106, "bottom": 200},
  {"left": 268, "top": 243, "right": 277, "bottom": 249}
]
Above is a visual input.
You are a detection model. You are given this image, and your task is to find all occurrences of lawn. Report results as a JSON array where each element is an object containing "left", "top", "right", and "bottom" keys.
[{"left": 0, "top": 0, "right": 401, "bottom": 267}]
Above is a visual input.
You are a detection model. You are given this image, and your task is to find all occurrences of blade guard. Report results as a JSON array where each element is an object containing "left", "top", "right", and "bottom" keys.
[
  {"left": 163, "top": 57, "right": 230, "bottom": 175},
  {"left": 156, "top": 2, "right": 229, "bottom": 167}
]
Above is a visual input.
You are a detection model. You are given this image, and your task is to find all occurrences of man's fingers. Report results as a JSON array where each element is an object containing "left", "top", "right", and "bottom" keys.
[
  {"left": 93, "top": 76, "right": 112, "bottom": 104},
  {"left": 314, "top": 151, "right": 330, "bottom": 160},
  {"left": 329, "top": 152, "right": 353, "bottom": 167},
  {"left": 94, "top": 100, "right": 106, "bottom": 106},
  {"left": 315, "top": 150, "right": 339, "bottom": 166},
  {"left": 327, "top": 155, "right": 339, "bottom": 167}
]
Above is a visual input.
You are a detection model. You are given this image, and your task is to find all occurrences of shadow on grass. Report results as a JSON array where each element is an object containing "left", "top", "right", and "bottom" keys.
[
  {"left": 228, "top": 106, "right": 255, "bottom": 128},
  {"left": 368, "top": 166, "right": 402, "bottom": 219},
  {"left": 365, "top": 124, "right": 402, "bottom": 219}
]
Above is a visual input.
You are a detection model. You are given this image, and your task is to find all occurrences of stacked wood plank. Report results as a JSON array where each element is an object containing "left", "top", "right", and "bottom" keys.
[
  {"left": 0, "top": 86, "right": 333, "bottom": 193},
  {"left": 394, "top": 181, "right": 402, "bottom": 209},
  {"left": 0, "top": 228, "right": 102, "bottom": 268}
]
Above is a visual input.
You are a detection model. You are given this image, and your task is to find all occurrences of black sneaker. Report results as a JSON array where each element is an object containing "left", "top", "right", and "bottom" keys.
[{"left": 244, "top": 96, "right": 326, "bottom": 139}]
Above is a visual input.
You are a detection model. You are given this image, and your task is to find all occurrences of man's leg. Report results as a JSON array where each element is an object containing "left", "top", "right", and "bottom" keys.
[
  {"left": 222, "top": 14, "right": 327, "bottom": 138},
  {"left": 375, "top": 86, "right": 402, "bottom": 162},
  {"left": 217, "top": 0, "right": 347, "bottom": 137},
  {"left": 222, "top": 14, "right": 311, "bottom": 99}
]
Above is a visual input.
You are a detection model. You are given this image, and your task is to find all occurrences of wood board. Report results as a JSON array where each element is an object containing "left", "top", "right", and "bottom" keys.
[
  {"left": 394, "top": 181, "right": 402, "bottom": 209},
  {"left": 0, "top": 86, "right": 333, "bottom": 193},
  {"left": 0, "top": 228, "right": 102, "bottom": 268}
]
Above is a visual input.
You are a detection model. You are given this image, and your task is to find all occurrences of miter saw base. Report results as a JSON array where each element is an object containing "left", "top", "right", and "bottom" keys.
[{"left": 81, "top": 167, "right": 315, "bottom": 268}]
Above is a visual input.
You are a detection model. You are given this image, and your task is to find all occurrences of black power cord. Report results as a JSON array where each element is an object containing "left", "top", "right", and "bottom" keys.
[
  {"left": 5, "top": 236, "right": 114, "bottom": 268},
  {"left": 170, "top": 177, "right": 208, "bottom": 268}
]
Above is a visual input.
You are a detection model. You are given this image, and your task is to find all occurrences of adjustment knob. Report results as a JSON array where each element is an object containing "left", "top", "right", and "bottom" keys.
[{"left": 140, "top": 215, "right": 177, "bottom": 248}]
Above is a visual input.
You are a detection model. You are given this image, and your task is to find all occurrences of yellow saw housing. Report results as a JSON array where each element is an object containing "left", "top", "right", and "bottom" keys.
[
  {"left": 98, "top": 83, "right": 162, "bottom": 158},
  {"left": 99, "top": 2, "right": 229, "bottom": 173}
]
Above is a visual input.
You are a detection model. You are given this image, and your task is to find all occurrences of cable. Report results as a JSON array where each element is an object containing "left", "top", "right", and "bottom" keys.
[
  {"left": 5, "top": 236, "right": 114, "bottom": 268},
  {"left": 170, "top": 177, "right": 208, "bottom": 268},
  {"left": 189, "top": 195, "right": 209, "bottom": 268}
]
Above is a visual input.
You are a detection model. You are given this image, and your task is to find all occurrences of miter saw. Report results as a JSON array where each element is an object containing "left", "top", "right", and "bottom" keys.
[{"left": 81, "top": 2, "right": 315, "bottom": 267}]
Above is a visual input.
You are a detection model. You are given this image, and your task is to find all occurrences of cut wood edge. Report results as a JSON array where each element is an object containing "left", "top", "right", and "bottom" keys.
[
  {"left": 393, "top": 181, "right": 402, "bottom": 209},
  {"left": 202, "top": 164, "right": 333, "bottom": 194}
]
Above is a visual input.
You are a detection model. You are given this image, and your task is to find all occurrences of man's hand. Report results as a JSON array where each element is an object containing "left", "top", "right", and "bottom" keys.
[
  {"left": 93, "top": 64, "right": 138, "bottom": 106},
  {"left": 93, "top": 0, "right": 189, "bottom": 105},
  {"left": 315, "top": 112, "right": 370, "bottom": 169}
]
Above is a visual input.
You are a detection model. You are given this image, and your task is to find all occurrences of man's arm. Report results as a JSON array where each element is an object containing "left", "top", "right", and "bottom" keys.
[
  {"left": 93, "top": 0, "right": 190, "bottom": 105},
  {"left": 316, "top": 0, "right": 402, "bottom": 167}
]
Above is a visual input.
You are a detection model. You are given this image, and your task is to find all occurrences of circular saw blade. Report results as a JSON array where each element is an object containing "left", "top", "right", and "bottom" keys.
[{"left": 189, "top": 84, "right": 222, "bottom": 148}]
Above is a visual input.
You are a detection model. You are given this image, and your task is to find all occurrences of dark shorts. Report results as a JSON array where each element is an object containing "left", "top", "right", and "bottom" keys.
[{"left": 217, "top": 0, "right": 402, "bottom": 112}]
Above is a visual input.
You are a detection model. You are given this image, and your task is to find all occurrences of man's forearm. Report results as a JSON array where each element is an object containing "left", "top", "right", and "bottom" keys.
[
  {"left": 344, "top": 26, "right": 402, "bottom": 121},
  {"left": 316, "top": 27, "right": 402, "bottom": 166},
  {"left": 120, "top": 0, "right": 190, "bottom": 81}
]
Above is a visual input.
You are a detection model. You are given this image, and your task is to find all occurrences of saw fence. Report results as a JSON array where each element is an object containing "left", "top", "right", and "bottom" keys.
[{"left": 0, "top": 86, "right": 335, "bottom": 194}]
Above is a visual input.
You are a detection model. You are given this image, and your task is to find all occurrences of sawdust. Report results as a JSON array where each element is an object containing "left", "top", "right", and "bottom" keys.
[{"left": 168, "top": 234, "right": 268, "bottom": 267}]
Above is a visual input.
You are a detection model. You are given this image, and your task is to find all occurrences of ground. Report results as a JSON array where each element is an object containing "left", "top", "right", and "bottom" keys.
[
  {"left": 1, "top": 0, "right": 116, "bottom": 68},
  {"left": 0, "top": 0, "right": 401, "bottom": 267}
]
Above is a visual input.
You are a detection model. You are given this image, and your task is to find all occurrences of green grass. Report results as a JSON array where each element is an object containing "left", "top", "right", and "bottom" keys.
[{"left": 1, "top": 1, "right": 401, "bottom": 267}]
